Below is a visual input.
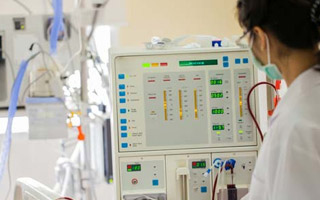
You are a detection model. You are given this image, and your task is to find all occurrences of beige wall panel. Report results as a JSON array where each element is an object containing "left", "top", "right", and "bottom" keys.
[{"left": 119, "top": 0, "right": 242, "bottom": 46}]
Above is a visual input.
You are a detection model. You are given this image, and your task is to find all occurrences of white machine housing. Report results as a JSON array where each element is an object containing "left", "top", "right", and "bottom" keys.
[{"left": 110, "top": 47, "right": 261, "bottom": 200}]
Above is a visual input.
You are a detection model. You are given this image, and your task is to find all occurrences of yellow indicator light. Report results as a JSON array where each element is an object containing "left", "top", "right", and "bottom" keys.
[
  {"left": 179, "top": 90, "right": 183, "bottom": 120},
  {"left": 152, "top": 63, "right": 159, "bottom": 67},
  {"left": 216, "top": 131, "right": 221, "bottom": 135},
  {"left": 21, "top": 25, "right": 25, "bottom": 30},
  {"left": 128, "top": 133, "right": 132, "bottom": 137},
  {"left": 126, "top": 74, "right": 129, "bottom": 79},
  {"left": 194, "top": 89, "right": 198, "bottom": 119},
  {"left": 239, "top": 87, "right": 243, "bottom": 117},
  {"left": 239, "top": 130, "right": 244, "bottom": 134},
  {"left": 163, "top": 90, "right": 168, "bottom": 121}
]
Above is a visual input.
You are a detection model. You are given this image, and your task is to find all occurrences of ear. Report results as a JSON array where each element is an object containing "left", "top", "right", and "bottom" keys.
[{"left": 252, "top": 26, "right": 267, "bottom": 51}]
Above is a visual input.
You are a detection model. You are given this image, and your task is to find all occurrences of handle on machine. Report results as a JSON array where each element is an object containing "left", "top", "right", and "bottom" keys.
[{"left": 176, "top": 167, "right": 190, "bottom": 200}]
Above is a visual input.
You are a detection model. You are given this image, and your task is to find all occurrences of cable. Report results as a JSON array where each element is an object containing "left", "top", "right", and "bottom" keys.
[
  {"left": 50, "top": 0, "right": 64, "bottom": 54},
  {"left": 61, "top": 15, "right": 82, "bottom": 75},
  {"left": 20, "top": 70, "right": 52, "bottom": 102},
  {"left": 86, "top": 0, "right": 111, "bottom": 43},
  {"left": 12, "top": 0, "right": 32, "bottom": 15},
  {"left": 247, "top": 82, "right": 278, "bottom": 142},
  {"left": 4, "top": 145, "right": 12, "bottom": 200},
  {"left": 0, "top": 52, "right": 40, "bottom": 184}
]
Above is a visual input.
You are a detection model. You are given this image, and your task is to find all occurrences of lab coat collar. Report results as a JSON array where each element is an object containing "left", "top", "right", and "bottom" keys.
[{"left": 271, "top": 65, "right": 320, "bottom": 122}]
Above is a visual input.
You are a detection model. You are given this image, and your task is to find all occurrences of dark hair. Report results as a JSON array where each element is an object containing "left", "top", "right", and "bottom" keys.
[{"left": 237, "top": 0, "right": 320, "bottom": 50}]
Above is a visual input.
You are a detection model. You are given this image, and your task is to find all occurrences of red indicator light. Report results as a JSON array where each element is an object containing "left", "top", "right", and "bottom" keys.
[
  {"left": 127, "top": 165, "right": 132, "bottom": 169},
  {"left": 148, "top": 80, "right": 156, "bottom": 83},
  {"left": 160, "top": 63, "right": 168, "bottom": 67},
  {"left": 163, "top": 79, "right": 171, "bottom": 82},
  {"left": 239, "top": 76, "right": 246, "bottom": 79},
  {"left": 193, "top": 78, "right": 201, "bottom": 81},
  {"left": 192, "top": 162, "right": 196, "bottom": 166}
]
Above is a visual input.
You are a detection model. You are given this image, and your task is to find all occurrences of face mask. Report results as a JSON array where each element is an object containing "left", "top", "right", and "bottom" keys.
[{"left": 249, "top": 34, "right": 283, "bottom": 80}]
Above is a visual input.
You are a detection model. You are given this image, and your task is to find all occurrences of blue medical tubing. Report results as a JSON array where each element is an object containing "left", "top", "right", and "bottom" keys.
[
  {"left": 0, "top": 60, "right": 29, "bottom": 184},
  {"left": 50, "top": 0, "right": 63, "bottom": 54}
]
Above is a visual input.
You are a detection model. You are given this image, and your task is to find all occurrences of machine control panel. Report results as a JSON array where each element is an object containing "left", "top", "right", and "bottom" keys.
[
  {"left": 113, "top": 49, "right": 257, "bottom": 152},
  {"left": 120, "top": 156, "right": 166, "bottom": 196}
]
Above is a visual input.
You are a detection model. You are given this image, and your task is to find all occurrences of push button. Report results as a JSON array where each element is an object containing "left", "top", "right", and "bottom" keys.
[
  {"left": 152, "top": 179, "right": 159, "bottom": 186},
  {"left": 121, "top": 126, "right": 127, "bottom": 131},
  {"left": 119, "top": 91, "right": 126, "bottom": 97},
  {"left": 201, "top": 186, "right": 207, "bottom": 193},
  {"left": 121, "top": 133, "right": 127, "bottom": 138},
  {"left": 121, "top": 143, "right": 128, "bottom": 148},
  {"left": 119, "top": 84, "right": 126, "bottom": 90},
  {"left": 120, "top": 119, "right": 127, "bottom": 124},
  {"left": 120, "top": 109, "right": 127, "bottom": 114},
  {"left": 235, "top": 58, "right": 241, "bottom": 64},
  {"left": 120, "top": 98, "right": 126, "bottom": 104},
  {"left": 243, "top": 58, "right": 249, "bottom": 64},
  {"left": 118, "top": 74, "right": 125, "bottom": 79}
]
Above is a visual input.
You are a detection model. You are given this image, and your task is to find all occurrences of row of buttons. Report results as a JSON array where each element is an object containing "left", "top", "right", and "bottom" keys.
[
  {"left": 118, "top": 76, "right": 128, "bottom": 148},
  {"left": 222, "top": 56, "right": 249, "bottom": 68},
  {"left": 131, "top": 179, "right": 159, "bottom": 186},
  {"left": 121, "top": 118, "right": 128, "bottom": 138}
]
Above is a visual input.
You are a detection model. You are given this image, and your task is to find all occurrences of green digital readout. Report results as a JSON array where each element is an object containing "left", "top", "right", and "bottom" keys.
[
  {"left": 192, "top": 161, "right": 206, "bottom": 169},
  {"left": 212, "top": 109, "right": 224, "bottom": 115},
  {"left": 211, "top": 92, "right": 223, "bottom": 98},
  {"left": 213, "top": 125, "right": 225, "bottom": 131},
  {"left": 179, "top": 59, "right": 218, "bottom": 67},
  {"left": 210, "top": 79, "right": 223, "bottom": 85},
  {"left": 127, "top": 164, "right": 141, "bottom": 172}
]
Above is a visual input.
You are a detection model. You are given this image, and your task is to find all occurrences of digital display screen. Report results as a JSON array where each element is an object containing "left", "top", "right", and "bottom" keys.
[
  {"left": 179, "top": 59, "right": 218, "bottom": 67},
  {"left": 212, "top": 109, "right": 224, "bottom": 115},
  {"left": 192, "top": 161, "right": 206, "bottom": 169},
  {"left": 211, "top": 92, "right": 223, "bottom": 98},
  {"left": 127, "top": 164, "right": 141, "bottom": 172},
  {"left": 210, "top": 79, "right": 223, "bottom": 85},
  {"left": 213, "top": 125, "right": 225, "bottom": 131}
]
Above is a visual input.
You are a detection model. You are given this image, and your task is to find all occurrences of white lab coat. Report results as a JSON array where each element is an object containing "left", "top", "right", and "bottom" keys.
[{"left": 242, "top": 66, "right": 320, "bottom": 200}]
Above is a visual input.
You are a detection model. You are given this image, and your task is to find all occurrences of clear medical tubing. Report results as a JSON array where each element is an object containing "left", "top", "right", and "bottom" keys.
[
  {"left": 0, "top": 60, "right": 29, "bottom": 183},
  {"left": 50, "top": 0, "right": 63, "bottom": 54}
]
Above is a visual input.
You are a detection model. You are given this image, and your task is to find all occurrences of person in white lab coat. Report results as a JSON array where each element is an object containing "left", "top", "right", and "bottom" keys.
[{"left": 236, "top": 0, "right": 320, "bottom": 199}]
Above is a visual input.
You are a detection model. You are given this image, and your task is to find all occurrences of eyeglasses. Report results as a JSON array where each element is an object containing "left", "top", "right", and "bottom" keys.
[{"left": 235, "top": 30, "right": 251, "bottom": 48}]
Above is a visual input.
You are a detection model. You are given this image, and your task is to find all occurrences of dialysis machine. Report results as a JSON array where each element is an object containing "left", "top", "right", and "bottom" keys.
[{"left": 110, "top": 47, "right": 260, "bottom": 200}]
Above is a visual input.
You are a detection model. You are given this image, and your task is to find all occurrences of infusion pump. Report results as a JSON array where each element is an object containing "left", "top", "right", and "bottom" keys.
[{"left": 110, "top": 47, "right": 260, "bottom": 200}]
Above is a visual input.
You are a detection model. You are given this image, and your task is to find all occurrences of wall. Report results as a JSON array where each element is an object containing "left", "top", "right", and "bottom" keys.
[{"left": 118, "top": 0, "right": 242, "bottom": 46}]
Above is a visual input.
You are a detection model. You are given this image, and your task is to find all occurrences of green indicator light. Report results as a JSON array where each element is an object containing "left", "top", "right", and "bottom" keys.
[
  {"left": 143, "top": 63, "right": 151, "bottom": 68},
  {"left": 213, "top": 125, "right": 225, "bottom": 131},
  {"left": 212, "top": 109, "right": 224, "bottom": 115},
  {"left": 239, "top": 130, "right": 244, "bottom": 134},
  {"left": 179, "top": 59, "right": 218, "bottom": 67},
  {"left": 216, "top": 131, "right": 221, "bottom": 135},
  {"left": 210, "top": 79, "right": 223, "bottom": 85},
  {"left": 211, "top": 92, "right": 223, "bottom": 98}
]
